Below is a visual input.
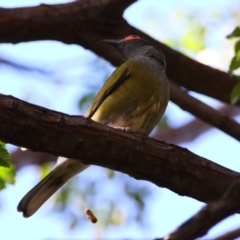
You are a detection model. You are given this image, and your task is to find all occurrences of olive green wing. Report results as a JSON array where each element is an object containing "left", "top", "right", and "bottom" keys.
[{"left": 86, "top": 67, "right": 129, "bottom": 119}]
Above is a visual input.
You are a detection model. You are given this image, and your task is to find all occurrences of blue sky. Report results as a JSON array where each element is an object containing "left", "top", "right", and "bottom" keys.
[{"left": 0, "top": 0, "right": 239, "bottom": 239}]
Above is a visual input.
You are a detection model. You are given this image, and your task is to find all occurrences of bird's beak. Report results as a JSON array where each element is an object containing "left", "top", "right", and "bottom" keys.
[{"left": 102, "top": 39, "right": 121, "bottom": 47}]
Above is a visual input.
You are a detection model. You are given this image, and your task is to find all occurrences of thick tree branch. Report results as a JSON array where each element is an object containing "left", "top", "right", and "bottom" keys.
[
  {"left": 10, "top": 104, "right": 240, "bottom": 170},
  {"left": 0, "top": 93, "right": 240, "bottom": 205},
  {"left": 0, "top": 0, "right": 239, "bottom": 105},
  {"left": 162, "top": 181, "right": 240, "bottom": 240}
]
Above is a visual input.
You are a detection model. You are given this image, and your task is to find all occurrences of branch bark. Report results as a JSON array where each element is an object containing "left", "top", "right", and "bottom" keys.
[
  {"left": 0, "top": 93, "right": 240, "bottom": 205},
  {"left": 10, "top": 104, "right": 240, "bottom": 171},
  {"left": 0, "top": 0, "right": 239, "bottom": 105}
]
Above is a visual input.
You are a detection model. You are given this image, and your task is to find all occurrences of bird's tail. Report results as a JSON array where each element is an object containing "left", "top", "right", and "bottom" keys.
[{"left": 17, "top": 158, "right": 89, "bottom": 217}]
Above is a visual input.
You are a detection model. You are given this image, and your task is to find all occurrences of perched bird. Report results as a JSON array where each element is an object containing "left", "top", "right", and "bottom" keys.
[{"left": 17, "top": 35, "right": 169, "bottom": 217}]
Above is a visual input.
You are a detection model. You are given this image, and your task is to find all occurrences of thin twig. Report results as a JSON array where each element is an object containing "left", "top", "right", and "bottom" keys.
[{"left": 214, "top": 227, "right": 240, "bottom": 240}]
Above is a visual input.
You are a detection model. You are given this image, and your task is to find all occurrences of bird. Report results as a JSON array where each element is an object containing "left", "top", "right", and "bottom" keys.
[{"left": 17, "top": 35, "right": 169, "bottom": 217}]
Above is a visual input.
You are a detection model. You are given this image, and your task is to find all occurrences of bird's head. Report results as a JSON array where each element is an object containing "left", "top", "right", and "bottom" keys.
[{"left": 103, "top": 35, "right": 166, "bottom": 68}]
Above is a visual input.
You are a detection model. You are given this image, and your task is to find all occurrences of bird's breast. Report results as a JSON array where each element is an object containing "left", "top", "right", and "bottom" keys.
[{"left": 90, "top": 56, "right": 169, "bottom": 135}]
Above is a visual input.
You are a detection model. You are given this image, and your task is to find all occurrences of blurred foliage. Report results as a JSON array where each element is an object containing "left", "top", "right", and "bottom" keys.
[
  {"left": 50, "top": 167, "right": 151, "bottom": 231},
  {"left": 227, "top": 26, "right": 240, "bottom": 104},
  {"left": 0, "top": 141, "right": 15, "bottom": 189},
  {"left": 157, "top": 115, "right": 168, "bottom": 129},
  {"left": 39, "top": 162, "right": 53, "bottom": 179},
  {"left": 153, "top": 10, "right": 206, "bottom": 56},
  {"left": 175, "top": 12, "right": 206, "bottom": 52},
  {"left": 78, "top": 92, "right": 95, "bottom": 113}
]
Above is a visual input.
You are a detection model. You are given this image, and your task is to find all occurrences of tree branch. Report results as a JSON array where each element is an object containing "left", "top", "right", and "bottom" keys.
[
  {"left": 10, "top": 103, "right": 240, "bottom": 171},
  {"left": 0, "top": 93, "right": 240, "bottom": 205},
  {"left": 153, "top": 104, "right": 240, "bottom": 144},
  {"left": 162, "top": 181, "right": 240, "bottom": 240},
  {"left": 0, "top": 0, "right": 239, "bottom": 105},
  {"left": 169, "top": 82, "right": 240, "bottom": 141},
  {"left": 0, "top": 56, "right": 47, "bottom": 73},
  {"left": 214, "top": 227, "right": 240, "bottom": 240},
  {"left": 11, "top": 149, "right": 56, "bottom": 170}
]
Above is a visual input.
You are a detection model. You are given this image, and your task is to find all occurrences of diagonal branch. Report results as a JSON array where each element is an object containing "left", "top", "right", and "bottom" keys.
[
  {"left": 10, "top": 104, "right": 240, "bottom": 171},
  {"left": 169, "top": 81, "right": 240, "bottom": 141},
  {"left": 0, "top": 0, "right": 239, "bottom": 105},
  {"left": 0, "top": 56, "right": 46, "bottom": 73},
  {"left": 153, "top": 104, "right": 240, "bottom": 144},
  {"left": 162, "top": 181, "right": 240, "bottom": 240},
  {"left": 214, "top": 227, "right": 240, "bottom": 240},
  {"left": 0, "top": 93, "right": 240, "bottom": 205}
]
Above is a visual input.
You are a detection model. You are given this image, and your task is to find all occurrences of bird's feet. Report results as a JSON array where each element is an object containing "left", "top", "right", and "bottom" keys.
[{"left": 113, "top": 126, "right": 133, "bottom": 133}]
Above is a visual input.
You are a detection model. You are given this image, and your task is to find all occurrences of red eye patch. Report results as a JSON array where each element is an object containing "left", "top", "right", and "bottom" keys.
[{"left": 124, "top": 35, "right": 141, "bottom": 41}]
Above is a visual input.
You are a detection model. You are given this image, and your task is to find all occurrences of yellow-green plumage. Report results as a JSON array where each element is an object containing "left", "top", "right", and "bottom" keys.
[
  {"left": 87, "top": 56, "right": 169, "bottom": 135},
  {"left": 17, "top": 35, "right": 169, "bottom": 218}
]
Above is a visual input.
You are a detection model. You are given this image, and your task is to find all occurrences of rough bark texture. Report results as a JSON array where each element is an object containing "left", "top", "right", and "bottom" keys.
[{"left": 0, "top": 93, "right": 240, "bottom": 205}]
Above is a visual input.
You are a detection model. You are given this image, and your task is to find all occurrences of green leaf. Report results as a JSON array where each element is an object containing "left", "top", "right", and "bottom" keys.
[
  {"left": 0, "top": 141, "right": 11, "bottom": 168},
  {"left": 226, "top": 26, "right": 240, "bottom": 39},
  {"left": 229, "top": 58, "right": 240, "bottom": 74},
  {"left": 229, "top": 51, "right": 240, "bottom": 75},
  {"left": 0, "top": 141, "right": 5, "bottom": 148},
  {"left": 228, "top": 56, "right": 240, "bottom": 75},
  {"left": 230, "top": 82, "right": 240, "bottom": 105},
  {"left": 0, "top": 141, "right": 16, "bottom": 190},
  {"left": 234, "top": 40, "right": 240, "bottom": 54},
  {"left": 0, "top": 165, "right": 16, "bottom": 190}
]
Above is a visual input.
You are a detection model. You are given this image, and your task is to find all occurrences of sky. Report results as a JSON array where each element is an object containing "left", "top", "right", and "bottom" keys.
[{"left": 0, "top": 0, "right": 240, "bottom": 239}]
